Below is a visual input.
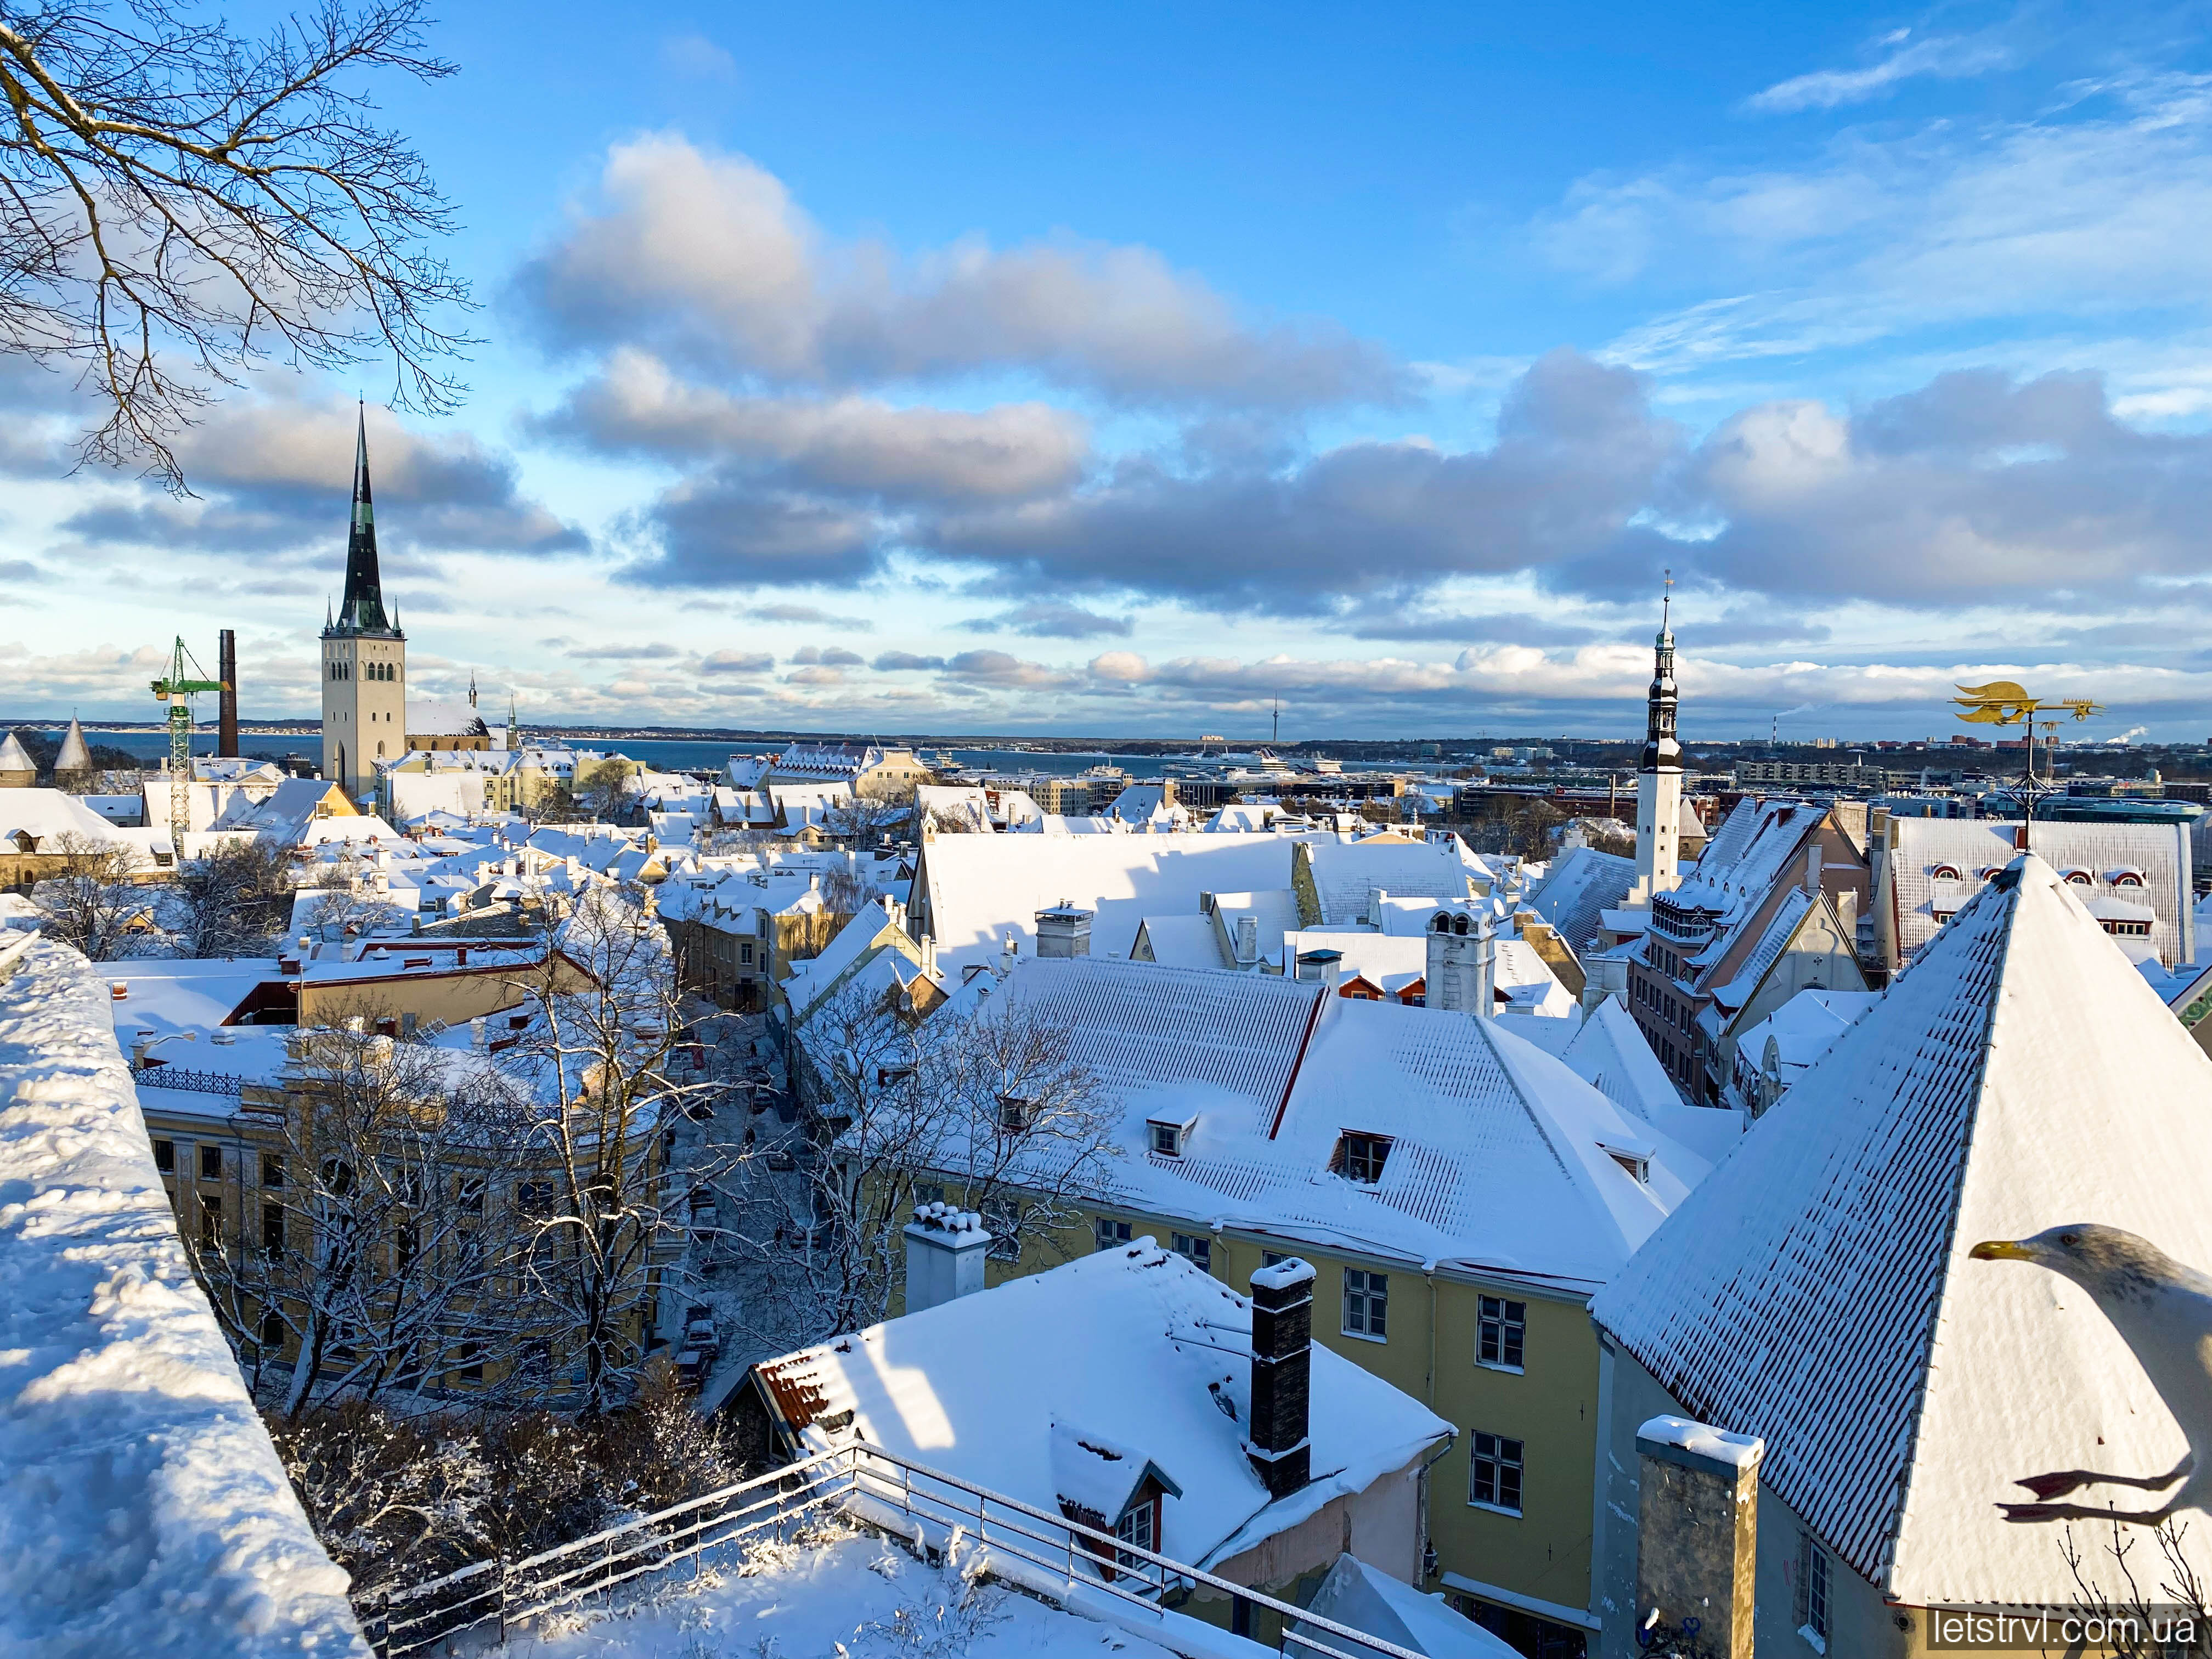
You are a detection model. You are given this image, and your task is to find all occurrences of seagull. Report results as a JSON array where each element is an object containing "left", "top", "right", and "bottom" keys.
[{"left": 1970, "top": 1224, "right": 2212, "bottom": 1526}]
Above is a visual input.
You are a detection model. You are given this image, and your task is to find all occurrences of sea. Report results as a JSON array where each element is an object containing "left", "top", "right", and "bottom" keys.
[{"left": 20, "top": 730, "right": 1187, "bottom": 779}]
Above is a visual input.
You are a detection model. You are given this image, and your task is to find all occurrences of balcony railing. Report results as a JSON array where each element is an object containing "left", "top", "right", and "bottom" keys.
[
  {"left": 130, "top": 1064, "right": 249, "bottom": 1097},
  {"left": 362, "top": 1438, "right": 1437, "bottom": 1659}
]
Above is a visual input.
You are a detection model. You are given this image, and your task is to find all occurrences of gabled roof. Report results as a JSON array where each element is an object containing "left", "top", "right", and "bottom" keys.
[
  {"left": 915, "top": 832, "right": 1327, "bottom": 974},
  {"left": 1299, "top": 838, "right": 1483, "bottom": 926},
  {"left": 1526, "top": 845, "right": 1637, "bottom": 952},
  {"left": 747, "top": 1242, "right": 1449, "bottom": 1569},
  {"left": 1592, "top": 856, "right": 2212, "bottom": 1604},
  {"left": 1001, "top": 957, "right": 1708, "bottom": 1285}
]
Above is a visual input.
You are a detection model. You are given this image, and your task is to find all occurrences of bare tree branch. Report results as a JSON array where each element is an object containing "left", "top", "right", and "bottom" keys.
[{"left": 0, "top": 0, "right": 473, "bottom": 487}]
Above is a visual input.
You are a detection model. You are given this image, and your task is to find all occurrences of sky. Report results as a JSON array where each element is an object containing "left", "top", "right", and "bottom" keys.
[{"left": 8, "top": 0, "right": 2212, "bottom": 743}]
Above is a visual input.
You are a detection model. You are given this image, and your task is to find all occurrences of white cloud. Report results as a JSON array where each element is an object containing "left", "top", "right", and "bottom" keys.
[
  {"left": 517, "top": 135, "right": 1405, "bottom": 410},
  {"left": 1745, "top": 31, "right": 2011, "bottom": 114}
]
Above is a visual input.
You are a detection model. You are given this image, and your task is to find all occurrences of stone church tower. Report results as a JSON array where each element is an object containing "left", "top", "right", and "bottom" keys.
[{"left": 320, "top": 408, "right": 405, "bottom": 798}]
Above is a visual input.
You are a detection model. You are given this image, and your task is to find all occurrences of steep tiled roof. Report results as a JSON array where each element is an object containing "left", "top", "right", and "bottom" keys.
[
  {"left": 1592, "top": 856, "right": 2212, "bottom": 1604},
  {"left": 1526, "top": 845, "right": 1637, "bottom": 952}
]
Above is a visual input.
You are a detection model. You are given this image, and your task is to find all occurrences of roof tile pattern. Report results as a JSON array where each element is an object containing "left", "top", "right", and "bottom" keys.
[{"left": 1594, "top": 857, "right": 2212, "bottom": 1603}]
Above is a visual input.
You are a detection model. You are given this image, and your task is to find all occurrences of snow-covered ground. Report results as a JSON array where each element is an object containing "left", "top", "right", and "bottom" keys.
[
  {"left": 0, "top": 938, "right": 366, "bottom": 1658},
  {"left": 487, "top": 1523, "right": 1176, "bottom": 1659}
]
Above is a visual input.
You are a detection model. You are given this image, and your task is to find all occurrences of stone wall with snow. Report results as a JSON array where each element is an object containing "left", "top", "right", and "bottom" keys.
[{"left": 0, "top": 937, "right": 368, "bottom": 1658}]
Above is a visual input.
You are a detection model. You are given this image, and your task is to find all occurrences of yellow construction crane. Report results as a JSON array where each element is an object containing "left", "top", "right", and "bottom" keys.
[{"left": 151, "top": 637, "right": 227, "bottom": 844}]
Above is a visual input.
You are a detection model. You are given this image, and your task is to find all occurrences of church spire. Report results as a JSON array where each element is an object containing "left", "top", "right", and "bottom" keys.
[
  {"left": 331, "top": 402, "right": 397, "bottom": 637},
  {"left": 1641, "top": 569, "right": 1680, "bottom": 774}
]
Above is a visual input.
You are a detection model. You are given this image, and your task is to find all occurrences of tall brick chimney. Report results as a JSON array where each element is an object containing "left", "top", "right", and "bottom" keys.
[
  {"left": 217, "top": 628, "right": 239, "bottom": 758},
  {"left": 1246, "top": 1258, "right": 1315, "bottom": 1498}
]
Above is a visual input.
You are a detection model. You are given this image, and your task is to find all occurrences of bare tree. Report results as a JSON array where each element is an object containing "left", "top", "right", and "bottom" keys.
[
  {"left": 723, "top": 975, "right": 1116, "bottom": 1353},
  {"left": 175, "top": 836, "right": 290, "bottom": 955},
  {"left": 190, "top": 1020, "right": 536, "bottom": 1420},
  {"left": 30, "top": 829, "right": 148, "bottom": 956},
  {"left": 0, "top": 0, "right": 471, "bottom": 485},
  {"left": 497, "top": 886, "right": 720, "bottom": 1414},
  {"left": 819, "top": 855, "right": 881, "bottom": 915},
  {"left": 821, "top": 791, "right": 910, "bottom": 850}
]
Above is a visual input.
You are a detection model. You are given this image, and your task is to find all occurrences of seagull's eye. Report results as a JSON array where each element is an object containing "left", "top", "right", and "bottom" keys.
[{"left": 2059, "top": 1233, "right": 2080, "bottom": 1248}]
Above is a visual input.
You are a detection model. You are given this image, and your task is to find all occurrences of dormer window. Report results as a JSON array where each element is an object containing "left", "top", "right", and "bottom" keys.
[
  {"left": 2061, "top": 867, "right": 2093, "bottom": 885},
  {"left": 1334, "top": 1132, "right": 1392, "bottom": 1184},
  {"left": 996, "top": 1093, "right": 1035, "bottom": 1133},
  {"left": 1148, "top": 1118, "right": 1193, "bottom": 1158},
  {"left": 1601, "top": 1141, "right": 1652, "bottom": 1183},
  {"left": 1929, "top": 864, "right": 1960, "bottom": 881},
  {"left": 2111, "top": 868, "right": 2146, "bottom": 888}
]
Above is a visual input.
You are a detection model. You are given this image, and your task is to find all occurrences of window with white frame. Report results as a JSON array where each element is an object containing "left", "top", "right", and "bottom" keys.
[
  {"left": 1477, "top": 1295, "right": 1525, "bottom": 1370},
  {"left": 1343, "top": 1268, "right": 1387, "bottom": 1338},
  {"left": 1796, "top": 1531, "right": 1829, "bottom": 1643},
  {"left": 1170, "top": 1232, "right": 1212, "bottom": 1272},
  {"left": 1094, "top": 1217, "right": 1133, "bottom": 1253},
  {"left": 1114, "top": 1497, "right": 1156, "bottom": 1569},
  {"left": 1470, "top": 1431, "right": 1523, "bottom": 1514},
  {"left": 1149, "top": 1119, "right": 1188, "bottom": 1158}
]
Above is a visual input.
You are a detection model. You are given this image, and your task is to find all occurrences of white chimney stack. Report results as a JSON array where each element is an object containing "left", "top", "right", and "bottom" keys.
[{"left": 903, "top": 1202, "right": 993, "bottom": 1313}]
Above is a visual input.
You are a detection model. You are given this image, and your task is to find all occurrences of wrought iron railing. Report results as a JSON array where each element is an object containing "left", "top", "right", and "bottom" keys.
[
  {"left": 360, "top": 1438, "right": 1437, "bottom": 1659},
  {"left": 131, "top": 1064, "right": 249, "bottom": 1097}
]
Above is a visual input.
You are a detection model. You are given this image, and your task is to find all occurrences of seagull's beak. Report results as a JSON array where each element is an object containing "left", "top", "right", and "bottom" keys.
[{"left": 1970, "top": 1239, "right": 2034, "bottom": 1262}]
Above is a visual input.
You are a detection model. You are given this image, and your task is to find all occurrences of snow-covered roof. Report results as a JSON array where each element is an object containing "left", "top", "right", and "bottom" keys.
[
  {"left": 1135, "top": 912, "right": 1229, "bottom": 970},
  {"left": 1591, "top": 855, "right": 2212, "bottom": 1605},
  {"left": 915, "top": 785, "right": 994, "bottom": 834},
  {"left": 0, "top": 730, "right": 35, "bottom": 773},
  {"left": 0, "top": 941, "right": 366, "bottom": 1654},
  {"left": 916, "top": 832, "right": 1327, "bottom": 974},
  {"left": 0, "top": 787, "right": 122, "bottom": 849},
  {"left": 1525, "top": 845, "right": 1637, "bottom": 952},
  {"left": 1297, "top": 1553, "right": 1519, "bottom": 1658},
  {"left": 1730, "top": 988, "right": 1881, "bottom": 1086},
  {"left": 1887, "top": 817, "right": 2190, "bottom": 966},
  {"left": 1301, "top": 837, "right": 1483, "bottom": 927},
  {"left": 751, "top": 1241, "right": 1449, "bottom": 1568},
  {"left": 406, "top": 698, "right": 490, "bottom": 738},
  {"left": 53, "top": 718, "right": 92, "bottom": 772},
  {"left": 1002, "top": 957, "right": 1709, "bottom": 1284},
  {"left": 781, "top": 899, "right": 936, "bottom": 1024}
]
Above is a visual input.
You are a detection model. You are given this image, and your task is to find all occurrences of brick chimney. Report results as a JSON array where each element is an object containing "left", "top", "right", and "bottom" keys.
[
  {"left": 1246, "top": 1258, "right": 1315, "bottom": 1498},
  {"left": 1633, "top": 1415, "right": 1765, "bottom": 1659},
  {"left": 1034, "top": 902, "right": 1092, "bottom": 958},
  {"left": 902, "top": 1202, "right": 992, "bottom": 1313}
]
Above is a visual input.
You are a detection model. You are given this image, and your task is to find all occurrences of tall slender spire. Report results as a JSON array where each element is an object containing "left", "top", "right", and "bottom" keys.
[
  {"left": 1641, "top": 568, "right": 1680, "bottom": 773},
  {"left": 331, "top": 402, "right": 397, "bottom": 636}
]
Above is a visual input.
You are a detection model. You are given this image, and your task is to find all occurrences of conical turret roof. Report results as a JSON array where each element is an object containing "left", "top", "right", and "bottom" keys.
[
  {"left": 54, "top": 718, "right": 92, "bottom": 772},
  {"left": 1592, "top": 854, "right": 2212, "bottom": 1605},
  {"left": 0, "top": 730, "right": 33, "bottom": 775}
]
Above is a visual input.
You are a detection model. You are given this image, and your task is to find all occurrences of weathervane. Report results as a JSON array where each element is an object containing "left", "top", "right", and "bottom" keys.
[{"left": 1951, "top": 680, "right": 2106, "bottom": 849}]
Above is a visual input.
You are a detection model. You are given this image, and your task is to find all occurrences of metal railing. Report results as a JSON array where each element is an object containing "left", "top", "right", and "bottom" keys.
[
  {"left": 360, "top": 1438, "right": 1437, "bottom": 1659},
  {"left": 131, "top": 1064, "right": 249, "bottom": 1097}
]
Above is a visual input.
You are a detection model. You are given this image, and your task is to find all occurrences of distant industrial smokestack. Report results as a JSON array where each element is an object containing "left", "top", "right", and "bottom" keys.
[{"left": 218, "top": 629, "right": 238, "bottom": 757}]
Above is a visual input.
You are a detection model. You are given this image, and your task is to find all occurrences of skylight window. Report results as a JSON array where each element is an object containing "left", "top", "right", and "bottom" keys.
[{"left": 1334, "top": 1132, "right": 1392, "bottom": 1184}]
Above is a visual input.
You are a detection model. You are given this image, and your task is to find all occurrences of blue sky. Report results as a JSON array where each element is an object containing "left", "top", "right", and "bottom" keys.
[{"left": 7, "top": 0, "right": 2212, "bottom": 742}]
